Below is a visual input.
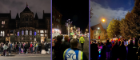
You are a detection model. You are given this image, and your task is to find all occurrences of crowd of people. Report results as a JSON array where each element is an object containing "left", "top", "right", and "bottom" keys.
[
  {"left": 0, "top": 41, "right": 51, "bottom": 56},
  {"left": 52, "top": 35, "right": 88, "bottom": 60},
  {"left": 91, "top": 38, "right": 140, "bottom": 60}
]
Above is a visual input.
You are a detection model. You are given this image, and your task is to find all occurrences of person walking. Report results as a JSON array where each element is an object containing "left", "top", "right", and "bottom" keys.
[
  {"left": 79, "top": 36, "right": 85, "bottom": 51},
  {"left": 63, "top": 39, "right": 88, "bottom": 60}
]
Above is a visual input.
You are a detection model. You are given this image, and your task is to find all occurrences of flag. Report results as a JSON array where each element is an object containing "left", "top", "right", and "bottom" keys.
[{"left": 98, "top": 36, "right": 100, "bottom": 39}]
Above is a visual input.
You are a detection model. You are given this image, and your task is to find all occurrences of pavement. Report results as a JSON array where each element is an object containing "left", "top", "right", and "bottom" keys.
[
  {"left": 0, "top": 54, "right": 51, "bottom": 60},
  {"left": 0, "top": 49, "right": 51, "bottom": 60}
]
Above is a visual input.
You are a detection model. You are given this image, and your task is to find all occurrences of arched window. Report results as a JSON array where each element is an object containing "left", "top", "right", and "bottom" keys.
[
  {"left": 26, "top": 30, "right": 28, "bottom": 35},
  {"left": 30, "top": 30, "right": 32, "bottom": 35},
  {"left": 17, "top": 31, "right": 19, "bottom": 36},
  {"left": 22, "top": 30, "right": 24, "bottom": 35},
  {"left": 34, "top": 31, "right": 36, "bottom": 36}
]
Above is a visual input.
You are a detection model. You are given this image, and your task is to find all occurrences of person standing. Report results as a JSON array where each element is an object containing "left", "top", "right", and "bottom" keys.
[
  {"left": 63, "top": 39, "right": 88, "bottom": 60},
  {"left": 35, "top": 41, "right": 38, "bottom": 54},
  {"left": 18, "top": 42, "right": 21, "bottom": 54},
  {"left": 30, "top": 42, "right": 33, "bottom": 53},
  {"left": 3, "top": 43, "right": 8, "bottom": 56},
  {"left": 79, "top": 36, "right": 85, "bottom": 51},
  {"left": 8, "top": 42, "right": 12, "bottom": 55}
]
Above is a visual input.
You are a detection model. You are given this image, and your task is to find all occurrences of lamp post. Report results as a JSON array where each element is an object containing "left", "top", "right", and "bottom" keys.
[
  {"left": 66, "top": 19, "right": 72, "bottom": 36},
  {"left": 102, "top": 18, "right": 107, "bottom": 39}
]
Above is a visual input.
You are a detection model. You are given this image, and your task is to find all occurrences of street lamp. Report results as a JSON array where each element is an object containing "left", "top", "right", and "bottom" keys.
[
  {"left": 65, "top": 19, "right": 72, "bottom": 36},
  {"left": 101, "top": 18, "right": 107, "bottom": 39}
]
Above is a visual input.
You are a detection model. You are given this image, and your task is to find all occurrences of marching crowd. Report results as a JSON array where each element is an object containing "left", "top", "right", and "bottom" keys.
[
  {"left": 0, "top": 41, "right": 51, "bottom": 56},
  {"left": 91, "top": 38, "right": 140, "bottom": 60}
]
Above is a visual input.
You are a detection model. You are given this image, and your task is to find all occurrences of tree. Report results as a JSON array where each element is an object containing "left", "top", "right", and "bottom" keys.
[
  {"left": 107, "top": 19, "right": 120, "bottom": 38},
  {"left": 120, "top": 18, "right": 130, "bottom": 39},
  {"left": 119, "top": 0, "right": 140, "bottom": 39},
  {"left": 90, "top": 8, "right": 93, "bottom": 18}
]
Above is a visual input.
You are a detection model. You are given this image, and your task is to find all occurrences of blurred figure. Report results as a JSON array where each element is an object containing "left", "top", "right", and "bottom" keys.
[
  {"left": 100, "top": 43, "right": 106, "bottom": 60},
  {"left": 63, "top": 39, "right": 88, "bottom": 60},
  {"left": 8, "top": 42, "right": 12, "bottom": 55},
  {"left": 106, "top": 40, "right": 112, "bottom": 60},
  {"left": 119, "top": 41, "right": 126, "bottom": 60},
  {"left": 91, "top": 41, "right": 98, "bottom": 60},
  {"left": 61, "top": 35, "right": 70, "bottom": 59},
  {"left": 3, "top": 43, "right": 8, "bottom": 56},
  {"left": 79, "top": 36, "right": 85, "bottom": 51},
  {"left": 30, "top": 42, "right": 33, "bottom": 53},
  {"left": 53, "top": 35, "right": 63, "bottom": 60}
]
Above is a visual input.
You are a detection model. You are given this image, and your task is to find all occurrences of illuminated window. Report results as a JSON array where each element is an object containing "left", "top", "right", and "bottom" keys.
[
  {"left": 45, "top": 30, "right": 47, "bottom": 33},
  {"left": 40, "top": 30, "right": 44, "bottom": 33},
  {"left": 30, "top": 30, "right": 32, "bottom": 35},
  {"left": 22, "top": 30, "right": 24, "bottom": 35},
  {"left": 2, "top": 21, "right": 5, "bottom": 24},
  {"left": 34, "top": 32, "right": 36, "bottom": 36},
  {"left": 1, "top": 31, "right": 4, "bottom": 36},
  {"left": 40, "top": 34, "right": 44, "bottom": 36},
  {"left": 45, "top": 34, "right": 47, "bottom": 36},
  {"left": 17, "top": 31, "right": 19, "bottom": 36},
  {"left": 26, "top": 30, "right": 28, "bottom": 35},
  {"left": 0, "top": 31, "right": 2, "bottom": 36},
  {"left": 37, "top": 30, "right": 39, "bottom": 33}
]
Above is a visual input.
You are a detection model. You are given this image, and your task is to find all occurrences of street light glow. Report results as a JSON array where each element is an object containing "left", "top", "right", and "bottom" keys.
[{"left": 102, "top": 19, "right": 105, "bottom": 22}]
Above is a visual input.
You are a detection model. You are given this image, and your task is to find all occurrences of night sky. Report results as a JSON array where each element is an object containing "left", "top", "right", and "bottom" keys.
[
  {"left": 90, "top": 0, "right": 135, "bottom": 29},
  {"left": 0, "top": 0, "right": 51, "bottom": 19},
  {"left": 52, "top": 0, "right": 89, "bottom": 31}
]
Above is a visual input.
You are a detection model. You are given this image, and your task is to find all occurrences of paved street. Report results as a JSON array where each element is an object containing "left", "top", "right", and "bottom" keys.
[
  {"left": 0, "top": 54, "right": 51, "bottom": 60},
  {"left": 78, "top": 37, "right": 89, "bottom": 59}
]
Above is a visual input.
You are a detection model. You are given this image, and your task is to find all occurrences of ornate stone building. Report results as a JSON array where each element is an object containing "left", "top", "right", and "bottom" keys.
[{"left": 0, "top": 4, "right": 50, "bottom": 43}]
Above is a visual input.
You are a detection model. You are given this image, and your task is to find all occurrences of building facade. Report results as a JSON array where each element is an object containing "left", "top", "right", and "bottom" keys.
[
  {"left": 52, "top": 6, "right": 62, "bottom": 31},
  {"left": 90, "top": 23, "right": 106, "bottom": 40},
  {"left": 0, "top": 4, "right": 50, "bottom": 43}
]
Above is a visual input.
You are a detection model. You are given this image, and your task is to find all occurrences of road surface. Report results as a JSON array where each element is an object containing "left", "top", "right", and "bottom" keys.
[
  {"left": 0, "top": 54, "right": 51, "bottom": 60},
  {"left": 78, "top": 37, "right": 89, "bottom": 59}
]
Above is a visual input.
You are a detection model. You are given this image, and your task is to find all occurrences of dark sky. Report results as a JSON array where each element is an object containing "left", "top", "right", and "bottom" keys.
[
  {"left": 0, "top": 0, "right": 51, "bottom": 19},
  {"left": 90, "top": 0, "right": 135, "bottom": 29},
  {"left": 53, "top": 0, "right": 89, "bottom": 31}
]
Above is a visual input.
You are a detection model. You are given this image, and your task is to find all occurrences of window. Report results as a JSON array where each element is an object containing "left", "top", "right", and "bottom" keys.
[
  {"left": 22, "top": 30, "right": 24, "bottom": 35},
  {"left": 37, "top": 30, "right": 39, "bottom": 33},
  {"left": 26, "top": 17, "right": 28, "bottom": 21},
  {"left": 0, "top": 31, "right": 2, "bottom": 36},
  {"left": 45, "top": 34, "right": 47, "bottom": 36},
  {"left": 30, "top": 30, "right": 32, "bottom": 35},
  {"left": 45, "top": 30, "right": 47, "bottom": 33},
  {"left": 40, "top": 34, "right": 44, "bottom": 36},
  {"left": 17, "top": 31, "right": 19, "bottom": 36},
  {"left": 40, "top": 30, "right": 44, "bottom": 33},
  {"left": 2, "top": 21, "right": 5, "bottom": 24},
  {"left": 34, "top": 32, "right": 36, "bottom": 36},
  {"left": 26, "top": 30, "right": 28, "bottom": 35},
  {"left": 1, "top": 31, "right": 4, "bottom": 36}
]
